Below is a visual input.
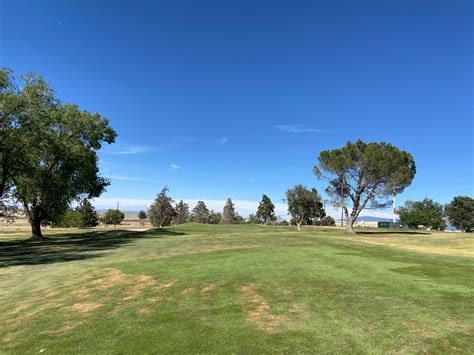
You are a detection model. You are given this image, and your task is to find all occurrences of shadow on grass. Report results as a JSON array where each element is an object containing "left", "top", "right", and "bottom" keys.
[
  {"left": 356, "top": 231, "right": 431, "bottom": 236},
  {"left": 0, "top": 228, "right": 186, "bottom": 268}
]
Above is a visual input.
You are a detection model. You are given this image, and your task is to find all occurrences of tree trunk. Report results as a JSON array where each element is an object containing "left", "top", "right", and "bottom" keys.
[
  {"left": 30, "top": 218, "right": 43, "bottom": 239},
  {"left": 346, "top": 215, "right": 356, "bottom": 234}
]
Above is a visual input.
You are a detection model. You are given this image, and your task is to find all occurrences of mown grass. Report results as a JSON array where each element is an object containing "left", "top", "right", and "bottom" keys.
[{"left": 0, "top": 224, "right": 473, "bottom": 353}]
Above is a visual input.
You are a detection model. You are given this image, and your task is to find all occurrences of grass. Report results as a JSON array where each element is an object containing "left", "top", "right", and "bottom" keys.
[{"left": 0, "top": 224, "right": 473, "bottom": 353}]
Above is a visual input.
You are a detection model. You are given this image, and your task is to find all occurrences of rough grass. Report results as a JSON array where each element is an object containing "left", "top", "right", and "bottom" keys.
[{"left": 0, "top": 224, "right": 473, "bottom": 353}]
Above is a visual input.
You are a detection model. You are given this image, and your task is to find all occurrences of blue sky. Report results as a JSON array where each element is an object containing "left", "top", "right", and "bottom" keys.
[{"left": 1, "top": 0, "right": 472, "bottom": 217}]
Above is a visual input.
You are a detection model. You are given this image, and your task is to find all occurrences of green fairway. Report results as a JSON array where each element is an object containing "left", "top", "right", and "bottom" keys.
[{"left": 1, "top": 224, "right": 473, "bottom": 353}]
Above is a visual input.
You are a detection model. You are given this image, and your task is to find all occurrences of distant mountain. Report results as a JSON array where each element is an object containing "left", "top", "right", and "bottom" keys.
[{"left": 356, "top": 216, "right": 391, "bottom": 222}]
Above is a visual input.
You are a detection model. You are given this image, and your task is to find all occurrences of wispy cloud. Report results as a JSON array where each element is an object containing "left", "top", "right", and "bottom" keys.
[
  {"left": 216, "top": 137, "right": 229, "bottom": 145},
  {"left": 275, "top": 125, "right": 325, "bottom": 133},
  {"left": 106, "top": 175, "right": 143, "bottom": 181},
  {"left": 170, "top": 164, "right": 181, "bottom": 171},
  {"left": 102, "top": 144, "right": 157, "bottom": 155}
]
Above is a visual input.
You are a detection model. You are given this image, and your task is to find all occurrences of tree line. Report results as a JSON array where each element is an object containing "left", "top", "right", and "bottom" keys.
[{"left": 1, "top": 68, "right": 472, "bottom": 238}]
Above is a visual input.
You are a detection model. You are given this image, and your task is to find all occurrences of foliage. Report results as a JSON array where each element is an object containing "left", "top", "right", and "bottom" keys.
[
  {"left": 100, "top": 209, "right": 125, "bottom": 225},
  {"left": 57, "top": 210, "right": 85, "bottom": 228},
  {"left": 256, "top": 194, "right": 275, "bottom": 224},
  {"left": 190, "top": 201, "right": 211, "bottom": 223},
  {"left": 138, "top": 210, "right": 147, "bottom": 220},
  {"left": 398, "top": 198, "right": 445, "bottom": 230},
  {"left": 317, "top": 216, "right": 336, "bottom": 226},
  {"left": 148, "top": 187, "right": 176, "bottom": 228},
  {"left": 76, "top": 199, "right": 99, "bottom": 227},
  {"left": 446, "top": 196, "right": 473, "bottom": 232},
  {"left": 221, "top": 198, "right": 237, "bottom": 224},
  {"left": 235, "top": 213, "right": 245, "bottom": 224},
  {"left": 247, "top": 213, "right": 261, "bottom": 224},
  {"left": 314, "top": 140, "right": 416, "bottom": 233},
  {"left": 209, "top": 210, "right": 221, "bottom": 224},
  {"left": 0, "top": 68, "right": 116, "bottom": 238},
  {"left": 173, "top": 200, "right": 189, "bottom": 225},
  {"left": 285, "top": 185, "right": 325, "bottom": 231}
]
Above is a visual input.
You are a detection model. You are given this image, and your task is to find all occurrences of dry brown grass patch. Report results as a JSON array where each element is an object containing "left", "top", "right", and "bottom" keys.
[
  {"left": 68, "top": 302, "right": 103, "bottom": 314},
  {"left": 91, "top": 268, "right": 126, "bottom": 289},
  {"left": 201, "top": 284, "right": 216, "bottom": 295},
  {"left": 240, "top": 284, "right": 290, "bottom": 334}
]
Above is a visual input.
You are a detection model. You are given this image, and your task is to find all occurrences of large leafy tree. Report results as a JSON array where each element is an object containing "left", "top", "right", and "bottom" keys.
[
  {"left": 446, "top": 196, "right": 473, "bottom": 232},
  {"left": 285, "top": 185, "right": 325, "bottom": 231},
  {"left": 100, "top": 209, "right": 125, "bottom": 226},
  {"left": 173, "top": 200, "right": 190, "bottom": 225},
  {"left": 148, "top": 187, "right": 176, "bottom": 228},
  {"left": 209, "top": 210, "right": 221, "bottom": 224},
  {"left": 398, "top": 198, "right": 445, "bottom": 230},
  {"left": 314, "top": 140, "right": 416, "bottom": 233},
  {"left": 256, "top": 194, "right": 275, "bottom": 224},
  {"left": 221, "top": 198, "right": 237, "bottom": 224},
  {"left": 1, "top": 69, "right": 116, "bottom": 238},
  {"left": 190, "top": 201, "right": 211, "bottom": 223}
]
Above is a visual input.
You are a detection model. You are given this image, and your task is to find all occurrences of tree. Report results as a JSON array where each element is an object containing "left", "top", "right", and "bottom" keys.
[
  {"left": 247, "top": 213, "right": 261, "bottom": 224},
  {"left": 148, "top": 187, "right": 176, "bottom": 228},
  {"left": 76, "top": 199, "right": 99, "bottom": 227},
  {"left": 1, "top": 69, "right": 116, "bottom": 238},
  {"left": 190, "top": 201, "right": 211, "bottom": 223},
  {"left": 235, "top": 213, "right": 245, "bottom": 224},
  {"left": 221, "top": 198, "right": 236, "bottom": 224},
  {"left": 100, "top": 209, "right": 124, "bottom": 226},
  {"left": 173, "top": 200, "right": 189, "bottom": 225},
  {"left": 314, "top": 140, "right": 416, "bottom": 233},
  {"left": 317, "top": 216, "right": 336, "bottom": 227},
  {"left": 445, "top": 196, "right": 473, "bottom": 232},
  {"left": 138, "top": 210, "right": 147, "bottom": 220},
  {"left": 256, "top": 194, "right": 275, "bottom": 224},
  {"left": 209, "top": 210, "right": 221, "bottom": 224},
  {"left": 58, "top": 210, "right": 84, "bottom": 228},
  {"left": 397, "top": 198, "right": 445, "bottom": 230},
  {"left": 285, "top": 185, "right": 325, "bottom": 231}
]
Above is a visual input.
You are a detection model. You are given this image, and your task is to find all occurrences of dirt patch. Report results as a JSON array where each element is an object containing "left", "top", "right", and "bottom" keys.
[
  {"left": 123, "top": 275, "right": 156, "bottom": 300},
  {"left": 71, "top": 286, "right": 90, "bottom": 299},
  {"left": 240, "top": 284, "right": 290, "bottom": 334},
  {"left": 91, "top": 268, "right": 126, "bottom": 289},
  {"left": 201, "top": 284, "right": 216, "bottom": 295},
  {"left": 68, "top": 302, "right": 103, "bottom": 314}
]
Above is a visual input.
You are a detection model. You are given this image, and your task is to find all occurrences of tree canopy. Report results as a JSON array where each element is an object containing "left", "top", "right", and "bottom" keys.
[
  {"left": 148, "top": 187, "right": 176, "bottom": 228},
  {"left": 286, "top": 185, "right": 325, "bottom": 231},
  {"left": 446, "top": 196, "right": 473, "bottom": 232},
  {"left": 256, "top": 194, "right": 275, "bottom": 224},
  {"left": 0, "top": 68, "right": 116, "bottom": 238},
  {"left": 190, "top": 201, "right": 211, "bottom": 223},
  {"left": 173, "top": 200, "right": 190, "bottom": 225},
  {"left": 314, "top": 140, "right": 415, "bottom": 233},
  {"left": 100, "top": 209, "right": 125, "bottom": 226},
  {"left": 397, "top": 198, "right": 445, "bottom": 230},
  {"left": 221, "top": 198, "right": 236, "bottom": 224}
]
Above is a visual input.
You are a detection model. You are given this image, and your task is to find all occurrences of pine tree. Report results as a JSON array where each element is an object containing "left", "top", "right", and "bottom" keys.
[
  {"left": 221, "top": 198, "right": 236, "bottom": 224},
  {"left": 190, "top": 201, "right": 211, "bottom": 223},
  {"left": 148, "top": 186, "right": 176, "bottom": 228},
  {"left": 173, "top": 200, "right": 190, "bottom": 224},
  {"left": 256, "top": 194, "right": 275, "bottom": 224},
  {"left": 76, "top": 199, "right": 99, "bottom": 227}
]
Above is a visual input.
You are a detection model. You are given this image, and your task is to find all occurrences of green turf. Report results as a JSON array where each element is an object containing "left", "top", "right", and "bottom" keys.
[{"left": 1, "top": 224, "right": 473, "bottom": 353}]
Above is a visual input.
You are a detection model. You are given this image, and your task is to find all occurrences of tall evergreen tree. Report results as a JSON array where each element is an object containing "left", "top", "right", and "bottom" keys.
[
  {"left": 221, "top": 198, "right": 237, "bottom": 224},
  {"left": 190, "top": 201, "right": 211, "bottom": 223},
  {"left": 148, "top": 186, "right": 176, "bottom": 228},
  {"left": 256, "top": 194, "right": 275, "bottom": 224},
  {"left": 173, "top": 200, "right": 190, "bottom": 225},
  {"left": 76, "top": 199, "right": 99, "bottom": 227}
]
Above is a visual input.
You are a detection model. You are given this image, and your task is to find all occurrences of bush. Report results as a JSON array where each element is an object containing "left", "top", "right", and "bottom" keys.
[
  {"left": 100, "top": 209, "right": 125, "bottom": 225},
  {"left": 58, "top": 210, "right": 85, "bottom": 228},
  {"left": 319, "top": 216, "right": 336, "bottom": 226}
]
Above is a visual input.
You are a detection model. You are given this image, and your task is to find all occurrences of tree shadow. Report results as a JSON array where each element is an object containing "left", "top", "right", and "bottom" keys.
[
  {"left": 355, "top": 230, "right": 431, "bottom": 236},
  {"left": 0, "top": 228, "right": 186, "bottom": 268}
]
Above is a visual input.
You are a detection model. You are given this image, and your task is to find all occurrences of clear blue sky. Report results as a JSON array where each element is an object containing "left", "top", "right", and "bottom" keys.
[{"left": 1, "top": 0, "right": 472, "bottom": 216}]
